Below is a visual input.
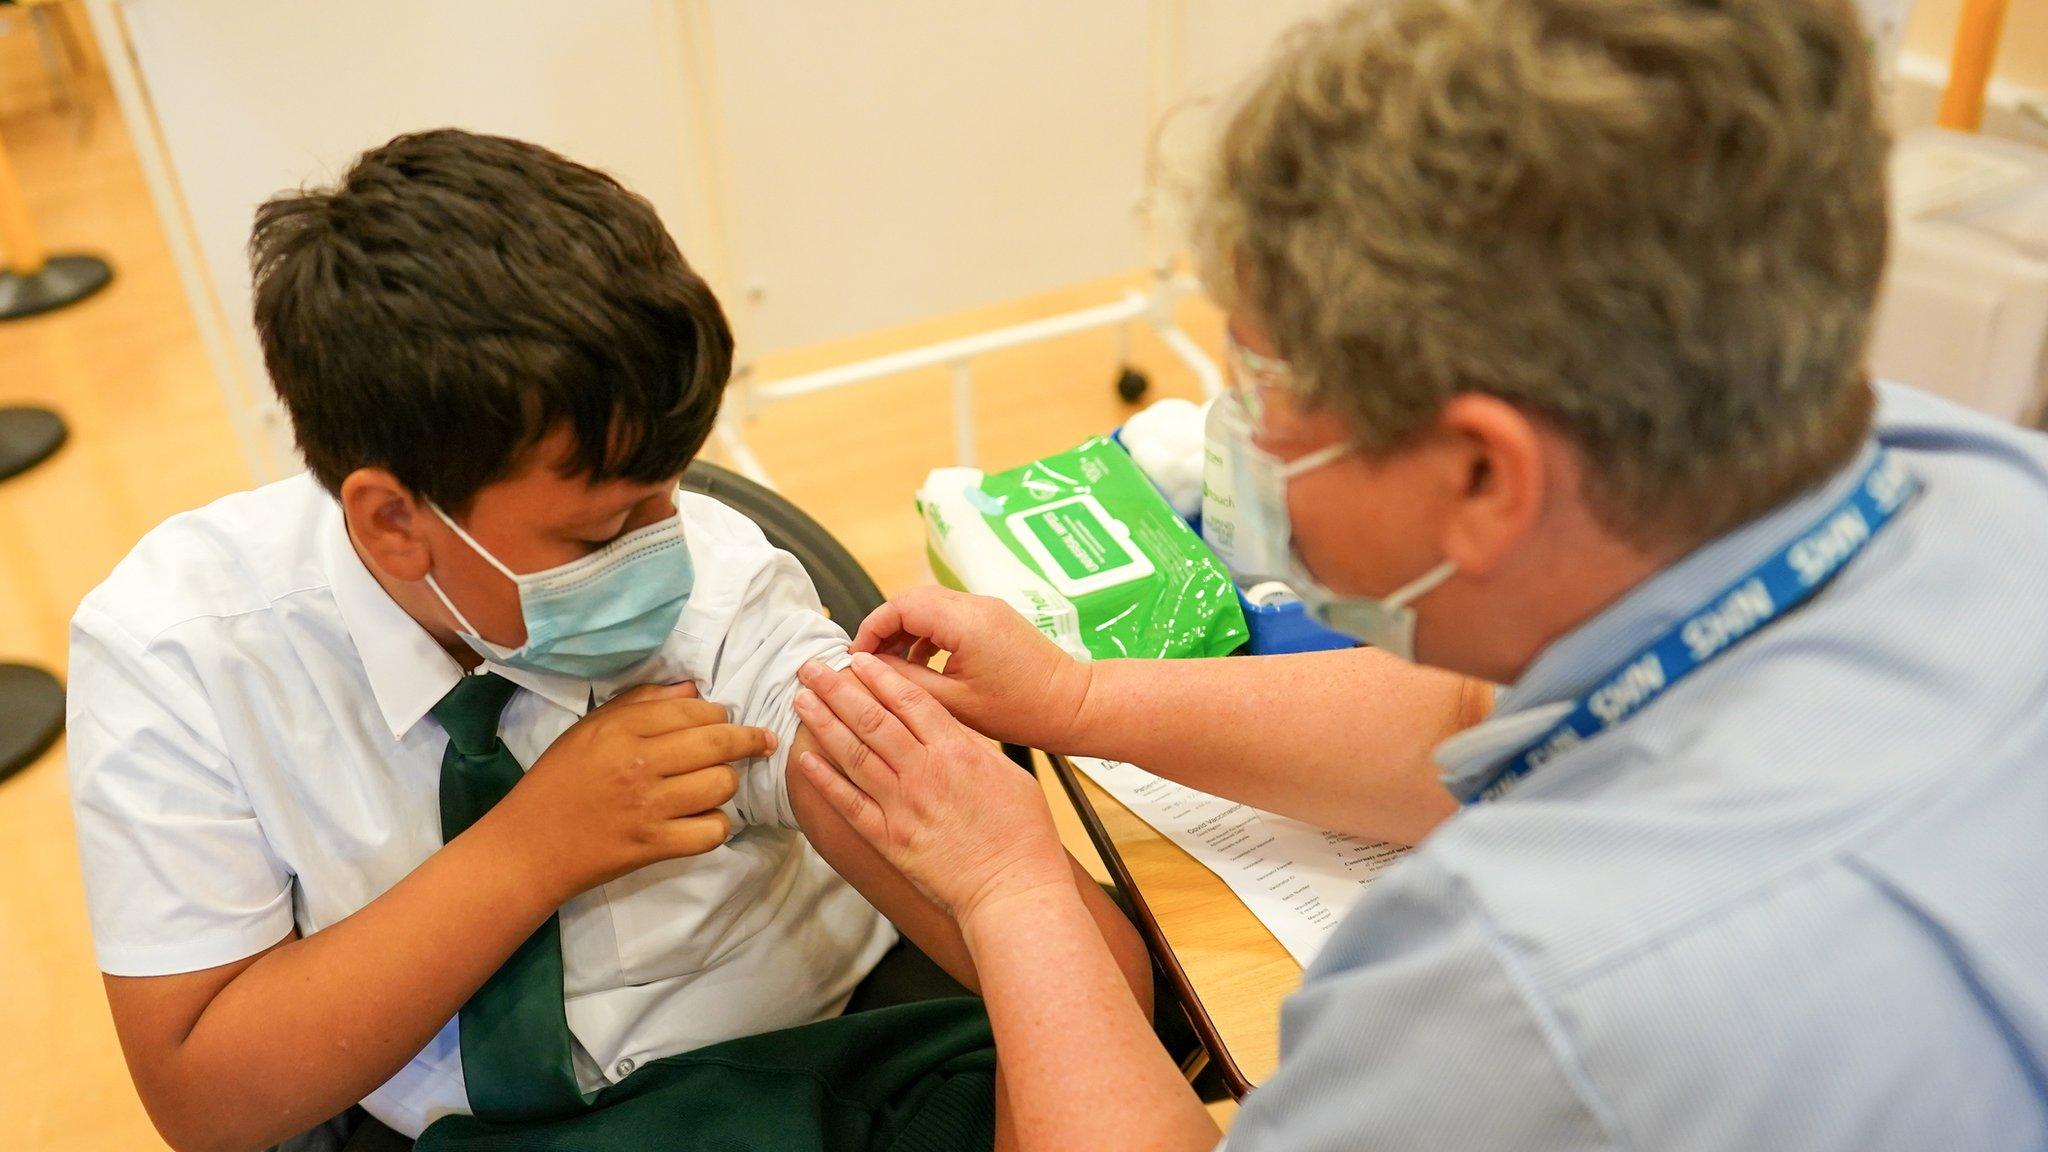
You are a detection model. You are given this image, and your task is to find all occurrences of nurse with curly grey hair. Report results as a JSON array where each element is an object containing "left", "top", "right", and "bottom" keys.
[{"left": 792, "top": 1, "right": 2048, "bottom": 1147}]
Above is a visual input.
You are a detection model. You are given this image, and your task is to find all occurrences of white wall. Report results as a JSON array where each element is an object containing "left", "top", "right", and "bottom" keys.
[
  {"left": 99, "top": 1, "right": 1340, "bottom": 478},
  {"left": 105, "top": 0, "right": 708, "bottom": 472},
  {"left": 705, "top": 0, "right": 1363, "bottom": 352},
  {"left": 704, "top": 1, "right": 1155, "bottom": 353}
]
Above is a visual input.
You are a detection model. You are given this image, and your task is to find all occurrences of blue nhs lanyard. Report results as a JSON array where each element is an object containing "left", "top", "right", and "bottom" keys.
[{"left": 1469, "top": 448, "right": 1921, "bottom": 806}]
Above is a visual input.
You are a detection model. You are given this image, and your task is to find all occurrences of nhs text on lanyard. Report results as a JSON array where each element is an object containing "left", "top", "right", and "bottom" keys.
[{"left": 1471, "top": 449, "right": 1920, "bottom": 805}]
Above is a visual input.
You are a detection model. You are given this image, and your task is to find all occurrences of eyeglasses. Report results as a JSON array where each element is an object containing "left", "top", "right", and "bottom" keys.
[{"left": 1224, "top": 330, "right": 1299, "bottom": 429}]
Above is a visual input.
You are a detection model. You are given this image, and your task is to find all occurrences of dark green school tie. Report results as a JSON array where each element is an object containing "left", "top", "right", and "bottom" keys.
[{"left": 434, "top": 671, "right": 589, "bottom": 1121}]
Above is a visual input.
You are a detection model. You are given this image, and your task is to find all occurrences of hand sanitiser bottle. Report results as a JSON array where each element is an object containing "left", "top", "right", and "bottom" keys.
[{"left": 1202, "top": 390, "right": 1257, "bottom": 581}]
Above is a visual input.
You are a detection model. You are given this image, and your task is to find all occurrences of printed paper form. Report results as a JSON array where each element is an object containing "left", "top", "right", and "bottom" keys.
[{"left": 1071, "top": 757, "right": 1407, "bottom": 967}]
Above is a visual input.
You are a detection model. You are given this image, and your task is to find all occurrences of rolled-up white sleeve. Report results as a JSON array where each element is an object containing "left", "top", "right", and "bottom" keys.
[
  {"left": 67, "top": 604, "right": 296, "bottom": 976},
  {"left": 698, "top": 542, "right": 853, "bottom": 830}
]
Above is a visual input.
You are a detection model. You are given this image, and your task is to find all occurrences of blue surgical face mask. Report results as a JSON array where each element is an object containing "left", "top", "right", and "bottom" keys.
[
  {"left": 1227, "top": 426, "right": 1456, "bottom": 662},
  {"left": 424, "top": 493, "right": 694, "bottom": 680}
]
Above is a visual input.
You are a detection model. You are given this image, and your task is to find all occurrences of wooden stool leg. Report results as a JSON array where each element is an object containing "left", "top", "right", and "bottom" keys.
[
  {"left": 0, "top": 119, "right": 113, "bottom": 319},
  {"left": 0, "top": 121, "right": 51, "bottom": 277},
  {"left": 1937, "top": 0, "right": 2010, "bottom": 132}
]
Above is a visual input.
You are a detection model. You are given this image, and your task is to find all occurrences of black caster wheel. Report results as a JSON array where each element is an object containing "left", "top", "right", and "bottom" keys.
[
  {"left": 0, "top": 254, "right": 114, "bottom": 322},
  {"left": 0, "top": 663, "right": 64, "bottom": 785},
  {"left": 1114, "top": 365, "right": 1151, "bottom": 405},
  {"left": 0, "top": 406, "right": 67, "bottom": 483}
]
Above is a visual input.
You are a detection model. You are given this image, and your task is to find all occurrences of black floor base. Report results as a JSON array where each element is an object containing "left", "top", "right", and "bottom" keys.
[
  {"left": 0, "top": 663, "right": 64, "bottom": 785},
  {"left": 0, "top": 254, "right": 113, "bottom": 321},
  {"left": 0, "top": 406, "right": 68, "bottom": 483}
]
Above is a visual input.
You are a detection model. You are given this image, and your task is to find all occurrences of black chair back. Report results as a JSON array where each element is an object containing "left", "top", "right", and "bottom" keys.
[{"left": 680, "top": 461, "right": 886, "bottom": 630}]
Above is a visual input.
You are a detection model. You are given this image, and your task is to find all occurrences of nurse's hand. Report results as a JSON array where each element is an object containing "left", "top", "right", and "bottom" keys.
[
  {"left": 849, "top": 585, "right": 1093, "bottom": 753},
  {"left": 793, "top": 653, "right": 1072, "bottom": 922}
]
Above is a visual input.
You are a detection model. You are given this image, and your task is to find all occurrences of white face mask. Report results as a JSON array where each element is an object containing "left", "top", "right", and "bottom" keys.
[
  {"left": 1225, "top": 425, "right": 1456, "bottom": 662},
  {"left": 424, "top": 494, "right": 694, "bottom": 680}
]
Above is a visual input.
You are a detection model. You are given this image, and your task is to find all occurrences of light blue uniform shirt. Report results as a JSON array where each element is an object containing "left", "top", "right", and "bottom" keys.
[{"left": 1227, "top": 383, "right": 2048, "bottom": 1150}]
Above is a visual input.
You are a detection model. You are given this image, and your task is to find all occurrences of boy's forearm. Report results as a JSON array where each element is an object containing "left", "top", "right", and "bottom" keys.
[
  {"left": 123, "top": 815, "right": 564, "bottom": 1152},
  {"left": 1067, "top": 650, "right": 1483, "bottom": 845}
]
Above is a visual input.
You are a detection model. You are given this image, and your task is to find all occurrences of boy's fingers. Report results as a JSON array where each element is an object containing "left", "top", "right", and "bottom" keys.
[
  {"left": 660, "top": 810, "right": 732, "bottom": 857},
  {"left": 849, "top": 652, "right": 954, "bottom": 745},
  {"left": 643, "top": 723, "right": 776, "bottom": 774},
  {"left": 610, "top": 696, "right": 730, "bottom": 735},
  {"left": 798, "top": 751, "right": 887, "bottom": 845},
  {"left": 606, "top": 681, "right": 700, "bottom": 708},
  {"left": 797, "top": 661, "right": 919, "bottom": 766},
  {"left": 652, "top": 763, "right": 740, "bottom": 819}
]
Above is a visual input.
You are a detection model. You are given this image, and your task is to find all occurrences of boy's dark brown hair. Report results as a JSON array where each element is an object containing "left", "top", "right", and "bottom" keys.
[{"left": 250, "top": 129, "right": 733, "bottom": 512}]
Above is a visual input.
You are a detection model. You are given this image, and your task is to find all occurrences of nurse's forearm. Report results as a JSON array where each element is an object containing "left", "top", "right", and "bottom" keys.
[
  {"left": 789, "top": 735, "right": 1155, "bottom": 1009},
  {"left": 1068, "top": 649, "right": 1487, "bottom": 845},
  {"left": 104, "top": 816, "right": 565, "bottom": 1152},
  {"left": 963, "top": 880, "right": 1221, "bottom": 1152}
]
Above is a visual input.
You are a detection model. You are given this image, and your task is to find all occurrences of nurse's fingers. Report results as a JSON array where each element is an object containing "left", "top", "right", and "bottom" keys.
[
  {"left": 798, "top": 660, "right": 921, "bottom": 772},
  {"left": 850, "top": 600, "right": 909, "bottom": 657},
  {"left": 851, "top": 585, "right": 977, "bottom": 656},
  {"left": 797, "top": 751, "right": 887, "bottom": 846},
  {"left": 873, "top": 654, "right": 960, "bottom": 707},
  {"left": 794, "top": 685, "right": 898, "bottom": 800},
  {"left": 848, "top": 652, "right": 957, "bottom": 747}
]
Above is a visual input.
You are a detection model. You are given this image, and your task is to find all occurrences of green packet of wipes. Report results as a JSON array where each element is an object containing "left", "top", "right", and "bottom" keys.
[{"left": 918, "top": 436, "right": 1248, "bottom": 661}]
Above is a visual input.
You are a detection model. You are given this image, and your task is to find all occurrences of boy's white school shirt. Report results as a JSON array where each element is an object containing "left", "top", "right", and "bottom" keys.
[{"left": 67, "top": 474, "right": 896, "bottom": 1138}]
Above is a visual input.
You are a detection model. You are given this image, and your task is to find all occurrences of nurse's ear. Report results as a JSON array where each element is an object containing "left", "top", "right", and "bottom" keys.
[
  {"left": 1432, "top": 394, "right": 1547, "bottom": 578},
  {"left": 339, "top": 468, "right": 436, "bottom": 583}
]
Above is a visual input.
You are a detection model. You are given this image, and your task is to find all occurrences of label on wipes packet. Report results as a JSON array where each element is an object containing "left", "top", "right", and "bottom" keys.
[
  {"left": 921, "top": 438, "right": 1247, "bottom": 662},
  {"left": 1006, "top": 495, "right": 1156, "bottom": 597}
]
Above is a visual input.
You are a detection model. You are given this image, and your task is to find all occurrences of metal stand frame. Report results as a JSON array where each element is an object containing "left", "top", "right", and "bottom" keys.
[{"left": 712, "top": 271, "right": 1222, "bottom": 485}]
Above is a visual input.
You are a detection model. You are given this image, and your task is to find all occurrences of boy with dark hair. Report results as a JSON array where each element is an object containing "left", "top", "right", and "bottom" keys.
[{"left": 68, "top": 130, "right": 1149, "bottom": 1152}]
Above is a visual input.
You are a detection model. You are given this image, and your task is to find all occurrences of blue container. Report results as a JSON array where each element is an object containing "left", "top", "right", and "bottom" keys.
[
  {"left": 1112, "top": 427, "right": 1355, "bottom": 656},
  {"left": 1234, "top": 585, "right": 1357, "bottom": 655}
]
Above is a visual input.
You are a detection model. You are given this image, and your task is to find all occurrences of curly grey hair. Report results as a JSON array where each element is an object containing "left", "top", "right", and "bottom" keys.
[{"left": 1196, "top": 0, "right": 1890, "bottom": 546}]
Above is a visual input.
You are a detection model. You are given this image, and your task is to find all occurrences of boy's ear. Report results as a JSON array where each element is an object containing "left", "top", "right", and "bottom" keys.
[{"left": 340, "top": 468, "right": 435, "bottom": 583}]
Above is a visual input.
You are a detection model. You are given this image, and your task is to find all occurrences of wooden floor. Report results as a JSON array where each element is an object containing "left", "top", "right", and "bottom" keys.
[{"left": 0, "top": 74, "right": 1231, "bottom": 1148}]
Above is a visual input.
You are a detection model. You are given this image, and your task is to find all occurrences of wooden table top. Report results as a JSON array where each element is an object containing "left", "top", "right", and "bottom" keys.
[{"left": 1046, "top": 753, "right": 1304, "bottom": 1097}]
